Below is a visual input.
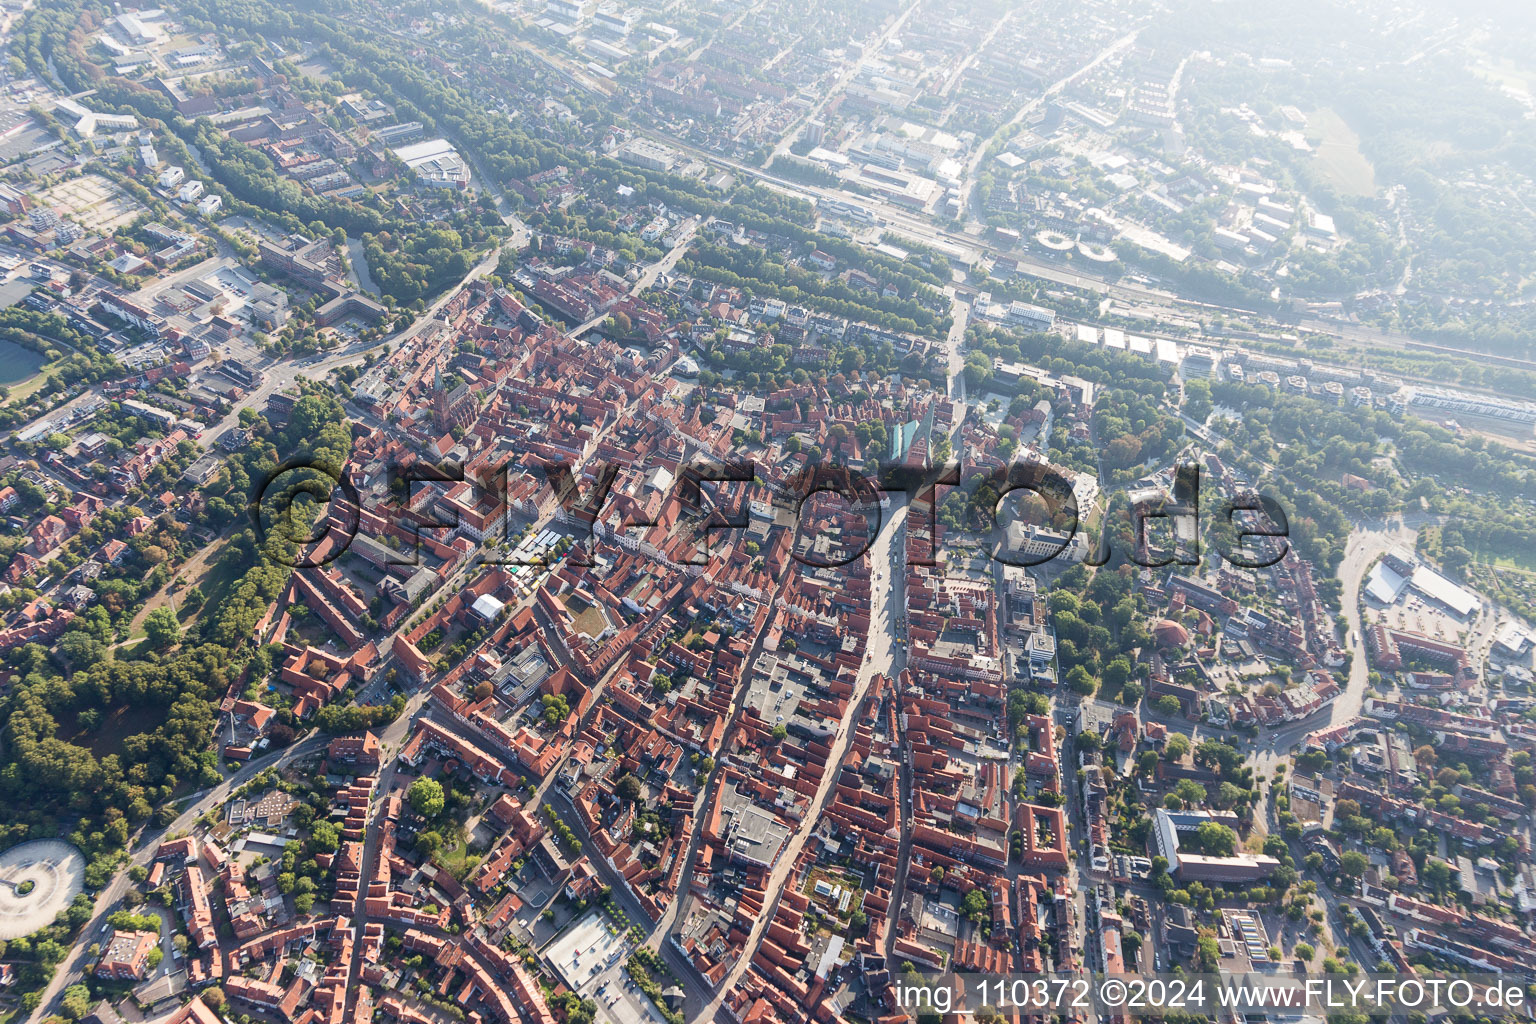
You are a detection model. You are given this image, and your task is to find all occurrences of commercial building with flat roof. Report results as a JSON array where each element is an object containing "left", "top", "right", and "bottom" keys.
[
  {"left": 1151, "top": 807, "right": 1279, "bottom": 883},
  {"left": 392, "top": 138, "right": 470, "bottom": 189},
  {"left": 725, "top": 805, "right": 791, "bottom": 869}
]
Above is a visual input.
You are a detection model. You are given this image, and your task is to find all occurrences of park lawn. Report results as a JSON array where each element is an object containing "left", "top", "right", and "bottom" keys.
[
  {"left": 187, "top": 539, "right": 251, "bottom": 622},
  {"left": 1306, "top": 108, "right": 1377, "bottom": 197}
]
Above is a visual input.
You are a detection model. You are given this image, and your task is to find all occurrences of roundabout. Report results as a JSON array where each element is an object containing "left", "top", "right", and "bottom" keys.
[{"left": 0, "top": 839, "right": 86, "bottom": 939}]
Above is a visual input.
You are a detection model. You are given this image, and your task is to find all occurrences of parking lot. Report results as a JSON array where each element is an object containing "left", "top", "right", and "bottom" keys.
[
  {"left": 543, "top": 909, "right": 629, "bottom": 990},
  {"left": 541, "top": 909, "right": 667, "bottom": 1024},
  {"left": 36, "top": 174, "right": 144, "bottom": 232},
  {"left": 1378, "top": 594, "right": 1468, "bottom": 646}
]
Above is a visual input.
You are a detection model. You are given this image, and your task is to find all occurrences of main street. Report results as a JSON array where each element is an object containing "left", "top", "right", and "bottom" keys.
[
  {"left": 962, "top": 29, "right": 1143, "bottom": 204},
  {"left": 625, "top": 79, "right": 1536, "bottom": 404},
  {"left": 1134, "top": 512, "right": 1443, "bottom": 788},
  {"left": 24, "top": 616, "right": 445, "bottom": 1024},
  {"left": 690, "top": 497, "right": 908, "bottom": 1024},
  {"left": 642, "top": 495, "right": 909, "bottom": 1012},
  {"left": 202, "top": 220, "right": 530, "bottom": 443},
  {"left": 5, "top": 216, "right": 530, "bottom": 455}
]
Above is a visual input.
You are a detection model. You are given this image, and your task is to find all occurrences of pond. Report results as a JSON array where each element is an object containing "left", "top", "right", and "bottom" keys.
[{"left": 0, "top": 337, "right": 45, "bottom": 387}]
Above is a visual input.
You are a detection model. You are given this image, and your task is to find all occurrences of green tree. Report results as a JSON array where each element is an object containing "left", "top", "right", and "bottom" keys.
[
  {"left": 60, "top": 984, "right": 92, "bottom": 1020},
  {"left": 1339, "top": 851, "right": 1368, "bottom": 879},
  {"left": 308, "top": 820, "right": 340, "bottom": 853},
  {"left": 1198, "top": 934, "right": 1220, "bottom": 972},
  {"left": 1185, "top": 379, "right": 1214, "bottom": 422},
  {"left": 961, "top": 887, "right": 989, "bottom": 923},
  {"left": 1195, "top": 821, "right": 1237, "bottom": 857},
  {"left": 143, "top": 606, "right": 182, "bottom": 649},
  {"left": 1175, "top": 780, "right": 1208, "bottom": 806},
  {"left": 408, "top": 777, "right": 446, "bottom": 818}
]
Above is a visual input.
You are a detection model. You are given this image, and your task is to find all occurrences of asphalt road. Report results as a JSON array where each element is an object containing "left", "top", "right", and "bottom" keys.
[
  {"left": 541, "top": 787, "right": 714, "bottom": 1014},
  {"left": 692, "top": 498, "right": 908, "bottom": 1023},
  {"left": 571, "top": 217, "right": 702, "bottom": 339}
]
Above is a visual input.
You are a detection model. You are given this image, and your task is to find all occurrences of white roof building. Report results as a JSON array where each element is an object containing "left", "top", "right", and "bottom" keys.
[
  {"left": 471, "top": 593, "right": 506, "bottom": 621},
  {"left": 53, "top": 98, "right": 137, "bottom": 138},
  {"left": 392, "top": 138, "right": 471, "bottom": 189}
]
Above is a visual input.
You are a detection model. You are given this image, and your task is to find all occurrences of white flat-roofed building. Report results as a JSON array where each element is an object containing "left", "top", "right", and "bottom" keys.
[
  {"left": 112, "top": 10, "right": 166, "bottom": 44},
  {"left": 725, "top": 805, "right": 791, "bottom": 869},
  {"left": 1408, "top": 564, "right": 1481, "bottom": 619},
  {"left": 1305, "top": 210, "right": 1337, "bottom": 238},
  {"left": 1494, "top": 622, "right": 1532, "bottom": 659},
  {"left": 546, "top": 0, "right": 593, "bottom": 20},
  {"left": 1005, "top": 301, "right": 1055, "bottom": 332},
  {"left": 53, "top": 98, "right": 137, "bottom": 137},
  {"left": 1213, "top": 226, "right": 1247, "bottom": 250},
  {"left": 583, "top": 37, "right": 628, "bottom": 61},
  {"left": 592, "top": 7, "right": 633, "bottom": 35},
  {"left": 392, "top": 138, "right": 471, "bottom": 189},
  {"left": 471, "top": 593, "right": 506, "bottom": 622},
  {"left": 615, "top": 137, "right": 678, "bottom": 172},
  {"left": 1407, "top": 384, "right": 1536, "bottom": 424},
  {"left": 853, "top": 164, "right": 938, "bottom": 209}
]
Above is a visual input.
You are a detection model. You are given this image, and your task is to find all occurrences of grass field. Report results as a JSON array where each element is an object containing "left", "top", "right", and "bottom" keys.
[
  {"left": 1473, "top": 56, "right": 1536, "bottom": 105},
  {"left": 1477, "top": 547, "right": 1536, "bottom": 573},
  {"left": 436, "top": 841, "right": 481, "bottom": 881},
  {"left": 1306, "top": 107, "right": 1377, "bottom": 197}
]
